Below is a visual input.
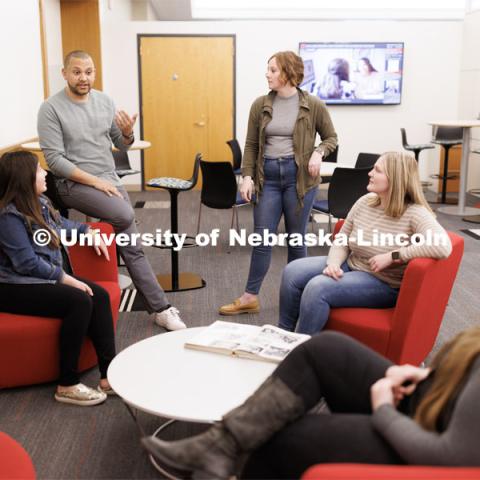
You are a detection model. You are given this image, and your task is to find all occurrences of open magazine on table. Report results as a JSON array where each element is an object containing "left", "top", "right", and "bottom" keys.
[{"left": 184, "top": 321, "right": 310, "bottom": 363}]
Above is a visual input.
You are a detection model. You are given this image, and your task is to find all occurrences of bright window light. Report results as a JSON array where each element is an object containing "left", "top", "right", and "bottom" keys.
[
  {"left": 191, "top": 0, "right": 467, "bottom": 19},
  {"left": 468, "top": 0, "right": 480, "bottom": 11}
]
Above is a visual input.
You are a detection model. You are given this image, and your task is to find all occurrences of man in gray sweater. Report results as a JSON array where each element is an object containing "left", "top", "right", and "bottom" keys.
[{"left": 37, "top": 50, "right": 185, "bottom": 331}]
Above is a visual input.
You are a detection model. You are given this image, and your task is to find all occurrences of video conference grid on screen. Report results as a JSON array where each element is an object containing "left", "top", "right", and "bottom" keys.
[{"left": 299, "top": 42, "right": 404, "bottom": 105}]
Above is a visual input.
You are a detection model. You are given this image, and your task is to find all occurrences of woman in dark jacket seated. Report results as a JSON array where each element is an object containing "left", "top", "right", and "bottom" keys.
[
  {"left": 142, "top": 327, "right": 480, "bottom": 479},
  {"left": 0, "top": 151, "right": 115, "bottom": 406}
]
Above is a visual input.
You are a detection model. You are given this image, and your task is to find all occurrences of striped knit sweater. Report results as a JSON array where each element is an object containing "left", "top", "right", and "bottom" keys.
[{"left": 327, "top": 193, "right": 452, "bottom": 288}]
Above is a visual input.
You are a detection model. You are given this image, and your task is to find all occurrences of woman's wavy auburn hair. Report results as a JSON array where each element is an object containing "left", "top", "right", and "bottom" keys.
[
  {"left": 368, "top": 151, "right": 432, "bottom": 218},
  {"left": 269, "top": 51, "right": 304, "bottom": 87},
  {"left": 415, "top": 327, "right": 480, "bottom": 431}
]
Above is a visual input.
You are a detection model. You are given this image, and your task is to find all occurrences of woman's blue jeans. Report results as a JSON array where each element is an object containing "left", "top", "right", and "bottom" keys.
[
  {"left": 245, "top": 157, "right": 316, "bottom": 295},
  {"left": 279, "top": 256, "right": 399, "bottom": 335}
]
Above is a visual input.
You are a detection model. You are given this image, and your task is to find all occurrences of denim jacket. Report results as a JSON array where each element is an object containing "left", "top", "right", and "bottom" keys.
[{"left": 0, "top": 196, "right": 88, "bottom": 284}]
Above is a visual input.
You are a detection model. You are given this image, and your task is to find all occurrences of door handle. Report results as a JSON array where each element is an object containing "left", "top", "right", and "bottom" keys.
[{"left": 194, "top": 121, "right": 206, "bottom": 127}]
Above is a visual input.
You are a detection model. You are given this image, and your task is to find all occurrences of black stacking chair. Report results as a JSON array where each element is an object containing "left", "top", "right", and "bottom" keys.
[
  {"left": 469, "top": 149, "right": 480, "bottom": 200},
  {"left": 42, "top": 171, "right": 74, "bottom": 273},
  {"left": 112, "top": 151, "right": 140, "bottom": 284},
  {"left": 431, "top": 126, "right": 463, "bottom": 204},
  {"left": 147, "top": 154, "right": 204, "bottom": 292},
  {"left": 355, "top": 152, "right": 380, "bottom": 169},
  {"left": 323, "top": 144, "right": 339, "bottom": 163},
  {"left": 112, "top": 150, "right": 140, "bottom": 179},
  {"left": 196, "top": 160, "right": 252, "bottom": 235},
  {"left": 312, "top": 166, "right": 371, "bottom": 232},
  {"left": 318, "top": 145, "right": 339, "bottom": 185},
  {"left": 464, "top": 149, "right": 480, "bottom": 224},
  {"left": 226, "top": 139, "right": 242, "bottom": 175},
  {"left": 113, "top": 150, "right": 141, "bottom": 228},
  {"left": 400, "top": 128, "right": 435, "bottom": 190},
  {"left": 45, "top": 171, "right": 69, "bottom": 218},
  {"left": 400, "top": 128, "right": 435, "bottom": 162}
]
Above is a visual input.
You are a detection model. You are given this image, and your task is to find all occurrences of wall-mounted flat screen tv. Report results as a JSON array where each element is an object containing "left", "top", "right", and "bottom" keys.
[{"left": 298, "top": 42, "right": 404, "bottom": 105}]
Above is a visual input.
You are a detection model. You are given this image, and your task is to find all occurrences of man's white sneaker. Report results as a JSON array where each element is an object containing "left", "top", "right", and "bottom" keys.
[{"left": 154, "top": 307, "right": 187, "bottom": 331}]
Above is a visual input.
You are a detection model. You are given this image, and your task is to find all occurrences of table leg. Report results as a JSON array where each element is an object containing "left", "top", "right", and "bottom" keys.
[
  {"left": 122, "top": 402, "right": 183, "bottom": 480},
  {"left": 437, "top": 127, "right": 480, "bottom": 216},
  {"left": 148, "top": 420, "right": 187, "bottom": 480},
  {"left": 170, "top": 191, "right": 179, "bottom": 290},
  {"left": 156, "top": 189, "right": 206, "bottom": 292}
]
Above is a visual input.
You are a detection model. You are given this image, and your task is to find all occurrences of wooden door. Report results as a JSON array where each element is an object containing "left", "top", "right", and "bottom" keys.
[{"left": 139, "top": 36, "right": 235, "bottom": 189}]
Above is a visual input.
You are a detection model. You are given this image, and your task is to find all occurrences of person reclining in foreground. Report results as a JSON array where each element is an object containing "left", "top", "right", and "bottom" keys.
[
  {"left": 0, "top": 151, "right": 114, "bottom": 406},
  {"left": 142, "top": 327, "right": 480, "bottom": 479},
  {"left": 279, "top": 151, "right": 452, "bottom": 334}
]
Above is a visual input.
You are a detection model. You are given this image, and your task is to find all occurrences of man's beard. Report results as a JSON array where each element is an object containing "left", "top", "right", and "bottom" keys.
[{"left": 67, "top": 82, "right": 91, "bottom": 96}]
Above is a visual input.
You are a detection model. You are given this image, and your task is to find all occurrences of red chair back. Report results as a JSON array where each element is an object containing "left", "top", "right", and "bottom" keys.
[
  {"left": 67, "top": 222, "right": 118, "bottom": 282},
  {"left": 0, "top": 432, "right": 35, "bottom": 479},
  {"left": 329, "top": 220, "right": 464, "bottom": 364},
  {"left": 303, "top": 463, "right": 480, "bottom": 479}
]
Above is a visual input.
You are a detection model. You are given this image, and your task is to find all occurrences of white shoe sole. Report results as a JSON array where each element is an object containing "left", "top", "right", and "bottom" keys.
[
  {"left": 54, "top": 393, "right": 107, "bottom": 406},
  {"left": 154, "top": 320, "right": 187, "bottom": 331}
]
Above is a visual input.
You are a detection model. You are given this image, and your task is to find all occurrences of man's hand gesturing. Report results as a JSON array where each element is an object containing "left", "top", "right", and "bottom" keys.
[{"left": 115, "top": 110, "right": 138, "bottom": 139}]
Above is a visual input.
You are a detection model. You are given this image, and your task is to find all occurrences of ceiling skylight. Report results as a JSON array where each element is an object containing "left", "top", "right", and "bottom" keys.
[{"left": 191, "top": 0, "right": 467, "bottom": 20}]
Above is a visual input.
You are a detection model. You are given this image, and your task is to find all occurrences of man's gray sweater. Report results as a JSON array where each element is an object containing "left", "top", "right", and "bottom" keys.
[{"left": 38, "top": 89, "right": 129, "bottom": 186}]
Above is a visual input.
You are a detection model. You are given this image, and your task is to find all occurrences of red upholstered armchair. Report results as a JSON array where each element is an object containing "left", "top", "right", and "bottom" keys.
[
  {"left": 0, "top": 432, "right": 35, "bottom": 479},
  {"left": 302, "top": 463, "right": 480, "bottom": 479},
  {"left": 325, "top": 220, "right": 464, "bottom": 365},
  {"left": 0, "top": 222, "right": 120, "bottom": 388}
]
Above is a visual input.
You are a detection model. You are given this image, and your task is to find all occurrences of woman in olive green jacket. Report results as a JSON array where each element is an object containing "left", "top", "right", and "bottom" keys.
[{"left": 219, "top": 51, "right": 338, "bottom": 316}]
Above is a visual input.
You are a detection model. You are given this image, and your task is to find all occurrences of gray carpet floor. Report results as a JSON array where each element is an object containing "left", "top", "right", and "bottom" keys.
[{"left": 0, "top": 189, "right": 479, "bottom": 479}]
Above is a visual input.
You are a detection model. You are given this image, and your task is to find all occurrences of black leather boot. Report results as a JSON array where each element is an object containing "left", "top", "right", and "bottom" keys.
[{"left": 141, "top": 376, "right": 304, "bottom": 479}]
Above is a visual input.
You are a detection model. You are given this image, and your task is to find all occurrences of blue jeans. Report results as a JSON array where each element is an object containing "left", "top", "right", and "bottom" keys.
[
  {"left": 245, "top": 157, "right": 316, "bottom": 294},
  {"left": 279, "top": 256, "right": 399, "bottom": 334}
]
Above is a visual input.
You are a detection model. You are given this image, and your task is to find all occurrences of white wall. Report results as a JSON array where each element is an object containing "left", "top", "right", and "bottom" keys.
[
  {"left": 100, "top": 0, "right": 144, "bottom": 186},
  {"left": 0, "top": 0, "right": 44, "bottom": 149},
  {"left": 43, "top": 0, "right": 64, "bottom": 96},
  {"left": 459, "top": 8, "right": 480, "bottom": 190},
  {"left": 100, "top": 5, "right": 463, "bottom": 186}
]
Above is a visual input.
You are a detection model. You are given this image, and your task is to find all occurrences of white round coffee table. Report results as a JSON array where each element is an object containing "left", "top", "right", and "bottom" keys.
[
  {"left": 108, "top": 328, "right": 275, "bottom": 422},
  {"left": 108, "top": 328, "right": 275, "bottom": 477}
]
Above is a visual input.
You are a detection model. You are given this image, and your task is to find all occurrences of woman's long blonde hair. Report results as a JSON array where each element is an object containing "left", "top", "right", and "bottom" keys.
[
  {"left": 415, "top": 327, "right": 480, "bottom": 431},
  {"left": 368, "top": 151, "right": 432, "bottom": 218}
]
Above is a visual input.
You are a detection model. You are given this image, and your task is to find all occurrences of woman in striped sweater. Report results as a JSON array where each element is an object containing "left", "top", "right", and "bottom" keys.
[{"left": 279, "top": 151, "right": 452, "bottom": 334}]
